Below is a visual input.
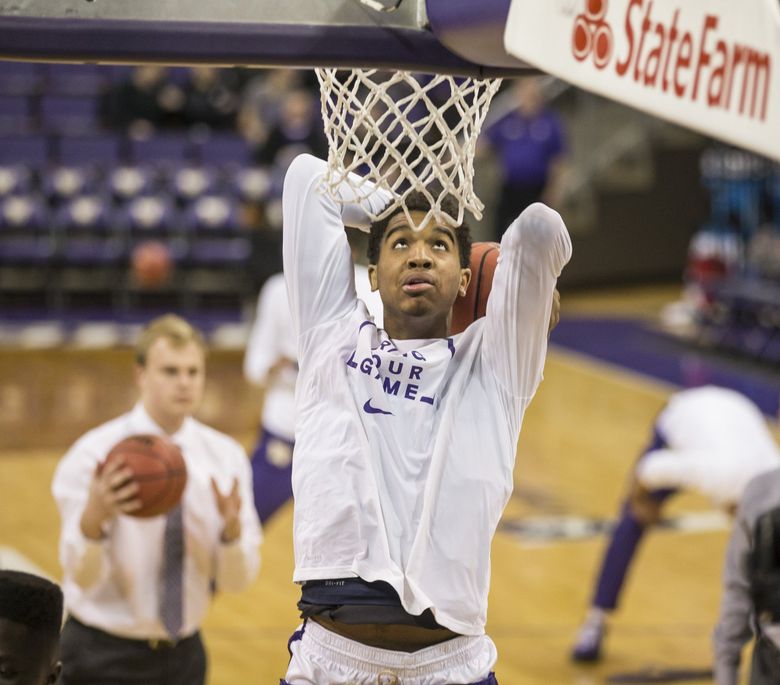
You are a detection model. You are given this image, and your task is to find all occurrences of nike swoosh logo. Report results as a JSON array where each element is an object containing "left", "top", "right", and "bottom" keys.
[{"left": 363, "top": 398, "right": 393, "bottom": 416}]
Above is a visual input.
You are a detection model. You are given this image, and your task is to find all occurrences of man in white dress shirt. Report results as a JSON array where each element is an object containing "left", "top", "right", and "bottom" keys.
[
  {"left": 572, "top": 386, "right": 780, "bottom": 664},
  {"left": 52, "top": 314, "right": 262, "bottom": 685},
  {"left": 244, "top": 232, "right": 383, "bottom": 523},
  {"left": 280, "top": 153, "right": 571, "bottom": 684}
]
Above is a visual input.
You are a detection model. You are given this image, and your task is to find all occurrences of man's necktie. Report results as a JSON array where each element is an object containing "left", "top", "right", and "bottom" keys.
[{"left": 160, "top": 503, "right": 184, "bottom": 638}]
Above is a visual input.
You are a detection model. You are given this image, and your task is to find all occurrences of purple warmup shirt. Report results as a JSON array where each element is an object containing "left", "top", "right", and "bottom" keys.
[{"left": 485, "top": 109, "right": 565, "bottom": 186}]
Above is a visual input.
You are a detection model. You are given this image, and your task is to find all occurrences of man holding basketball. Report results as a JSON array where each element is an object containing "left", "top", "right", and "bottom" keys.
[
  {"left": 52, "top": 315, "right": 262, "bottom": 685},
  {"left": 281, "top": 153, "right": 571, "bottom": 684}
]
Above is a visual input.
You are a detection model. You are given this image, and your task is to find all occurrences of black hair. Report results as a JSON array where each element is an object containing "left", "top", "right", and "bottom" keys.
[
  {"left": 0, "top": 570, "right": 63, "bottom": 641},
  {"left": 367, "top": 191, "right": 472, "bottom": 269}
]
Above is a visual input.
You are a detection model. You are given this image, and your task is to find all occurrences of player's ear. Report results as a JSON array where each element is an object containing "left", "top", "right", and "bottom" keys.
[
  {"left": 368, "top": 264, "right": 378, "bottom": 292},
  {"left": 458, "top": 267, "right": 471, "bottom": 297},
  {"left": 47, "top": 661, "right": 62, "bottom": 684}
]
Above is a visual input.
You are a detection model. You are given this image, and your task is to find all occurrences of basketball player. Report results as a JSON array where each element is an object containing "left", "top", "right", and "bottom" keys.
[
  {"left": 280, "top": 153, "right": 571, "bottom": 684},
  {"left": 244, "top": 233, "right": 382, "bottom": 523},
  {"left": 51, "top": 314, "right": 262, "bottom": 685},
  {"left": 572, "top": 386, "right": 780, "bottom": 663},
  {"left": 0, "top": 569, "right": 63, "bottom": 685}
]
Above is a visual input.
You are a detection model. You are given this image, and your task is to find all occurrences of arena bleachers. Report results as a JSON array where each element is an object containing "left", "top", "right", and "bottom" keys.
[{"left": 0, "top": 62, "right": 292, "bottom": 323}]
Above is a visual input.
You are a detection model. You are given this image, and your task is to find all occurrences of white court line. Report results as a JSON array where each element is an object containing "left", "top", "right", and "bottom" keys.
[{"left": 501, "top": 510, "right": 731, "bottom": 548}]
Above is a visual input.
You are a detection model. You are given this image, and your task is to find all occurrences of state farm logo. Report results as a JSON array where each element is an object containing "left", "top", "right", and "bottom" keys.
[
  {"left": 569, "top": 0, "right": 771, "bottom": 122},
  {"left": 572, "top": 0, "right": 613, "bottom": 69}
]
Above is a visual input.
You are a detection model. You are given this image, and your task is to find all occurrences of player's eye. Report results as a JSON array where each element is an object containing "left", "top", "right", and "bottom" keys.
[
  {"left": 433, "top": 240, "right": 448, "bottom": 250},
  {"left": 392, "top": 238, "right": 407, "bottom": 249}
]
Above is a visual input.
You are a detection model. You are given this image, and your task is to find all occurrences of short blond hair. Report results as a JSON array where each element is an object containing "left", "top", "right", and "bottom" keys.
[{"left": 134, "top": 314, "right": 206, "bottom": 367}]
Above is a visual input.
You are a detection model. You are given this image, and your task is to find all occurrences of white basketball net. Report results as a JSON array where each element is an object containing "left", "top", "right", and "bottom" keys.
[{"left": 316, "top": 68, "right": 502, "bottom": 229}]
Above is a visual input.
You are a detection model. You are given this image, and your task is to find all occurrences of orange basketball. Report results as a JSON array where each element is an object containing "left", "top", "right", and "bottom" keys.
[
  {"left": 103, "top": 434, "right": 187, "bottom": 518},
  {"left": 131, "top": 240, "right": 173, "bottom": 288},
  {"left": 451, "top": 242, "right": 500, "bottom": 335}
]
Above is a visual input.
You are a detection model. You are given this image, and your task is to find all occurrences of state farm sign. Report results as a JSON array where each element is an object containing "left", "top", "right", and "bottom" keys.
[{"left": 505, "top": 0, "right": 780, "bottom": 160}]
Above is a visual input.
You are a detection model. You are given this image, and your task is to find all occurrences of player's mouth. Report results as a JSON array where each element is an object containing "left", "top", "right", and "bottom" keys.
[{"left": 401, "top": 273, "right": 435, "bottom": 294}]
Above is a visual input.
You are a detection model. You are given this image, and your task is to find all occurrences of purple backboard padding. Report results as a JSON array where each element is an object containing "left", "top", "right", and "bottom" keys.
[
  {"left": 0, "top": 17, "right": 521, "bottom": 77},
  {"left": 426, "top": 0, "right": 530, "bottom": 71}
]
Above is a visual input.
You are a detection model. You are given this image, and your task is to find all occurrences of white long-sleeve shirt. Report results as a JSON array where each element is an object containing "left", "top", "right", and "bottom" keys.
[
  {"left": 282, "top": 154, "right": 571, "bottom": 635},
  {"left": 243, "top": 268, "right": 382, "bottom": 441},
  {"left": 635, "top": 386, "right": 780, "bottom": 506},
  {"left": 52, "top": 403, "right": 262, "bottom": 640}
]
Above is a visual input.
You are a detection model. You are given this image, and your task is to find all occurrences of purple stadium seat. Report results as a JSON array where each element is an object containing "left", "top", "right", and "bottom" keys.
[
  {"left": 0, "top": 191, "right": 53, "bottom": 263},
  {"left": 171, "top": 166, "right": 217, "bottom": 203},
  {"left": 43, "top": 167, "right": 96, "bottom": 204},
  {"left": 0, "top": 135, "right": 50, "bottom": 166},
  {"left": 129, "top": 133, "right": 191, "bottom": 165},
  {"left": 40, "top": 95, "right": 100, "bottom": 135},
  {"left": 0, "top": 194, "right": 50, "bottom": 232},
  {"left": 188, "top": 236, "right": 250, "bottom": 265},
  {"left": 108, "top": 165, "right": 153, "bottom": 202},
  {"left": 0, "top": 165, "right": 33, "bottom": 197},
  {"left": 0, "top": 95, "right": 33, "bottom": 134},
  {"left": 0, "top": 235, "right": 56, "bottom": 263},
  {"left": 227, "top": 165, "right": 273, "bottom": 202},
  {"left": 123, "top": 194, "right": 178, "bottom": 235},
  {"left": 55, "top": 195, "right": 114, "bottom": 233},
  {"left": 57, "top": 135, "right": 122, "bottom": 168},
  {"left": 0, "top": 61, "right": 45, "bottom": 96},
  {"left": 183, "top": 194, "right": 242, "bottom": 234},
  {"left": 196, "top": 133, "right": 252, "bottom": 167},
  {"left": 44, "top": 63, "right": 108, "bottom": 96},
  {"left": 61, "top": 234, "right": 126, "bottom": 265}
]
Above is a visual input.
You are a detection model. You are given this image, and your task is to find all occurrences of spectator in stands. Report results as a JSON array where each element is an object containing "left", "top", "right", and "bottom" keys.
[
  {"left": 181, "top": 67, "right": 240, "bottom": 131},
  {"left": 253, "top": 89, "right": 327, "bottom": 170},
  {"left": 101, "top": 66, "right": 185, "bottom": 132},
  {"left": 238, "top": 69, "right": 307, "bottom": 146},
  {"left": 481, "top": 77, "right": 568, "bottom": 242}
]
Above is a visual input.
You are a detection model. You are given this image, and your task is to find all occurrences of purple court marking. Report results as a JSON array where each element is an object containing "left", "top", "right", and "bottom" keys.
[{"left": 550, "top": 316, "right": 780, "bottom": 417}]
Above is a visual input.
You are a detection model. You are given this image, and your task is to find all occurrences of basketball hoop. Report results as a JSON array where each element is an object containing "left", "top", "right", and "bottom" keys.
[{"left": 316, "top": 68, "right": 502, "bottom": 229}]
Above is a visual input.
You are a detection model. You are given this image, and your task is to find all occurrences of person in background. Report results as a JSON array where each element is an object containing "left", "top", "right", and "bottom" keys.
[
  {"left": 52, "top": 314, "right": 262, "bottom": 685},
  {"left": 572, "top": 386, "right": 780, "bottom": 663},
  {"left": 481, "top": 77, "right": 568, "bottom": 242},
  {"left": 714, "top": 465, "right": 780, "bottom": 685}
]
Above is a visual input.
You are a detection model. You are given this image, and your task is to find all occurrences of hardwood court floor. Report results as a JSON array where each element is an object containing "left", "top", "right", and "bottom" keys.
[{"left": 0, "top": 285, "right": 767, "bottom": 684}]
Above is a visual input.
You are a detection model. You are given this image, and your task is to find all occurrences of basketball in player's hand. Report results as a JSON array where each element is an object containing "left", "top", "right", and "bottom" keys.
[
  {"left": 450, "top": 242, "right": 500, "bottom": 335},
  {"left": 130, "top": 240, "right": 173, "bottom": 288},
  {"left": 102, "top": 434, "right": 187, "bottom": 518}
]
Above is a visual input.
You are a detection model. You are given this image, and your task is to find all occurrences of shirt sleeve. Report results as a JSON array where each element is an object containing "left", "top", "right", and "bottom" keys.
[
  {"left": 51, "top": 440, "right": 113, "bottom": 589},
  {"left": 243, "top": 277, "right": 285, "bottom": 385},
  {"left": 282, "top": 153, "right": 392, "bottom": 336},
  {"left": 215, "top": 443, "right": 263, "bottom": 593},
  {"left": 713, "top": 502, "right": 754, "bottom": 685},
  {"left": 482, "top": 202, "right": 572, "bottom": 399}
]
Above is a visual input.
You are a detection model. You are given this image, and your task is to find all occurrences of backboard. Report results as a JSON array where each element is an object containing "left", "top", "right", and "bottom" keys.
[{"left": 0, "top": 0, "right": 530, "bottom": 77}]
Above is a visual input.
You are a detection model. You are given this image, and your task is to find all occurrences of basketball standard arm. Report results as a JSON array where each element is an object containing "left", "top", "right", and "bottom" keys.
[
  {"left": 483, "top": 202, "right": 572, "bottom": 403},
  {"left": 282, "top": 154, "right": 391, "bottom": 336}
]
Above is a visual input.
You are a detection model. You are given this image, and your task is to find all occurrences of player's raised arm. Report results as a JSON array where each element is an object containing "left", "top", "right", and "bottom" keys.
[
  {"left": 483, "top": 202, "right": 572, "bottom": 401},
  {"left": 282, "top": 154, "right": 391, "bottom": 336}
]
